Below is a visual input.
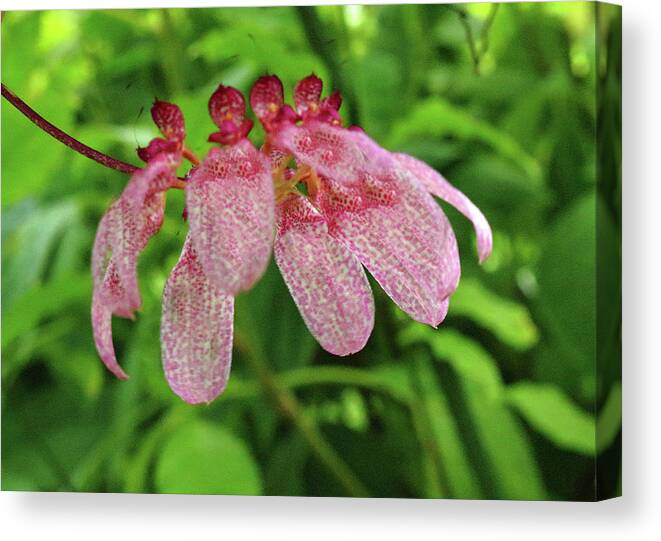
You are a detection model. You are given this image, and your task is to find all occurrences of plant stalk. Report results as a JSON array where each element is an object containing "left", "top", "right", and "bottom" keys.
[
  {"left": 235, "top": 334, "right": 371, "bottom": 498},
  {"left": 2, "top": 83, "right": 138, "bottom": 174}
]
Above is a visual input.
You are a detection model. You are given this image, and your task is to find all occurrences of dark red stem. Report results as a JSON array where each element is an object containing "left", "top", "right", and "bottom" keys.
[{"left": 2, "top": 83, "right": 138, "bottom": 174}]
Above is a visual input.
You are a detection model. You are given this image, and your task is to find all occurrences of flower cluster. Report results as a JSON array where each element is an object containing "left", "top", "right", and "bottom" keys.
[{"left": 91, "top": 74, "right": 493, "bottom": 404}]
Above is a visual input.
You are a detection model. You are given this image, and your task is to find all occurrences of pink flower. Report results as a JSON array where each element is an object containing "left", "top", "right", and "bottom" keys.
[
  {"left": 91, "top": 75, "right": 493, "bottom": 405},
  {"left": 185, "top": 85, "right": 274, "bottom": 296},
  {"left": 161, "top": 85, "right": 274, "bottom": 404},
  {"left": 250, "top": 74, "right": 492, "bottom": 355},
  {"left": 91, "top": 101, "right": 185, "bottom": 379}
]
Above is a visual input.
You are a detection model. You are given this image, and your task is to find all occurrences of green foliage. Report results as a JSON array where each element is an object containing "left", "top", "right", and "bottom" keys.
[
  {"left": 506, "top": 383, "right": 595, "bottom": 455},
  {"left": 155, "top": 420, "right": 263, "bottom": 495},
  {"left": 1, "top": 3, "right": 620, "bottom": 500}
]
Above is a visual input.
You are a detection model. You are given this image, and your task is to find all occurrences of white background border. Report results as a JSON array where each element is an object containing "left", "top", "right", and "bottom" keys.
[{"left": 2, "top": 0, "right": 658, "bottom": 539}]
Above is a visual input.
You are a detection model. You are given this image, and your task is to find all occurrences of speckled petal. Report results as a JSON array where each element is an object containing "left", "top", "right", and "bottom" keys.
[
  {"left": 276, "top": 122, "right": 461, "bottom": 325},
  {"left": 393, "top": 152, "right": 493, "bottom": 263},
  {"left": 151, "top": 101, "right": 185, "bottom": 141},
  {"left": 250, "top": 75, "right": 284, "bottom": 129},
  {"left": 92, "top": 191, "right": 165, "bottom": 316},
  {"left": 91, "top": 293, "right": 128, "bottom": 380},
  {"left": 161, "top": 237, "right": 234, "bottom": 404},
  {"left": 294, "top": 74, "right": 323, "bottom": 115},
  {"left": 275, "top": 194, "right": 374, "bottom": 356},
  {"left": 209, "top": 85, "right": 246, "bottom": 128},
  {"left": 315, "top": 173, "right": 460, "bottom": 327},
  {"left": 273, "top": 121, "right": 369, "bottom": 184},
  {"left": 90, "top": 159, "right": 173, "bottom": 378},
  {"left": 122, "top": 152, "right": 179, "bottom": 209},
  {"left": 186, "top": 139, "right": 274, "bottom": 294}
]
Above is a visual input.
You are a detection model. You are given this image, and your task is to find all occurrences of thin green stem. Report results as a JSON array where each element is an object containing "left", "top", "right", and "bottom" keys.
[
  {"left": 452, "top": 4, "right": 499, "bottom": 75},
  {"left": 234, "top": 334, "right": 370, "bottom": 498},
  {"left": 453, "top": 7, "right": 481, "bottom": 74},
  {"left": 477, "top": 5, "right": 500, "bottom": 60},
  {"left": 223, "top": 365, "right": 409, "bottom": 406}
]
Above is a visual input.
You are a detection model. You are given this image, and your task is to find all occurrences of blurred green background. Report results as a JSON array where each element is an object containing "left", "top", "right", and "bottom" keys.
[{"left": 1, "top": 2, "right": 621, "bottom": 500}]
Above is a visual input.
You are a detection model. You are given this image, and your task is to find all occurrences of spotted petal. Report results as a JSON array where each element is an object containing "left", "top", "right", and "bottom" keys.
[
  {"left": 186, "top": 139, "right": 274, "bottom": 295},
  {"left": 276, "top": 122, "right": 460, "bottom": 325},
  {"left": 393, "top": 152, "right": 493, "bottom": 263},
  {"left": 250, "top": 75, "right": 285, "bottom": 130},
  {"left": 91, "top": 293, "right": 128, "bottom": 380},
  {"left": 92, "top": 191, "right": 165, "bottom": 316},
  {"left": 314, "top": 172, "right": 460, "bottom": 327},
  {"left": 91, "top": 156, "right": 175, "bottom": 378},
  {"left": 151, "top": 101, "right": 185, "bottom": 142},
  {"left": 294, "top": 74, "right": 323, "bottom": 115},
  {"left": 161, "top": 237, "right": 234, "bottom": 404},
  {"left": 122, "top": 152, "right": 179, "bottom": 208},
  {"left": 273, "top": 121, "right": 369, "bottom": 184},
  {"left": 275, "top": 194, "right": 374, "bottom": 356}
]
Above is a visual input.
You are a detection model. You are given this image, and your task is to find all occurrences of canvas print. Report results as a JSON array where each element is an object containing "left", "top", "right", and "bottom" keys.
[{"left": 1, "top": 2, "right": 621, "bottom": 500}]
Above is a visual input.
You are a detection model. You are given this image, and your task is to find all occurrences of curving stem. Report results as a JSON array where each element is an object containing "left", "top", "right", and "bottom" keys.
[{"left": 2, "top": 83, "right": 139, "bottom": 174}]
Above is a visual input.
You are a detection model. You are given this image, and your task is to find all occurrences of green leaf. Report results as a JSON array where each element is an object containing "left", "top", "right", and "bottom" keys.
[
  {"left": 155, "top": 419, "right": 263, "bottom": 495},
  {"left": 506, "top": 382, "right": 595, "bottom": 455},
  {"left": 535, "top": 193, "right": 597, "bottom": 400},
  {"left": 464, "top": 384, "right": 547, "bottom": 500},
  {"left": 264, "top": 433, "right": 309, "bottom": 496},
  {"left": 597, "top": 382, "right": 621, "bottom": 454},
  {"left": 410, "top": 355, "right": 483, "bottom": 499},
  {"left": 401, "top": 327, "right": 546, "bottom": 499},
  {"left": 2, "top": 200, "right": 80, "bottom": 309},
  {"left": 387, "top": 98, "right": 543, "bottom": 185},
  {"left": 400, "top": 327, "right": 503, "bottom": 400},
  {"left": 2, "top": 272, "right": 90, "bottom": 350},
  {"left": 123, "top": 405, "right": 195, "bottom": 493},
  {"left": 451, "top": 278, "right": 539, "bottom": 351}
]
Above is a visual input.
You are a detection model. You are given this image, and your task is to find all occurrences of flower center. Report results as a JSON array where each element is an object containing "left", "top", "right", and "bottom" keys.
[{"left": 271, "top": 157, "right": 320, "bottom": 203}]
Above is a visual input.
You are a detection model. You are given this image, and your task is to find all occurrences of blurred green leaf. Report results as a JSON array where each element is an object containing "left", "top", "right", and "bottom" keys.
[
  {"left": 451, "top": 278, "right": 539, "bottom": 351},
  {"left": 264, "top": 433, "right": 309, "bottom": 496},
  {"left": 2, "top": 272, "right": 90, "bottom": 350},
  {"left": 387, "top": 98, "right": 543, "bottom": 184},
  {"left": 2, "top": 200, "right": 80, "bottom": 309},
  {"left": 596, "top": 382, "right": 621, "bottom": 454},
  {"left": 410, "top": 355, "right": 483, "bottom": 499},
  {"left": 465, "top": 385, "right": 547, "bottom": 500},
  {"left": 401, "top": 327, "right": 503, "bottom": 400},
  {"left": 155, "top": 419, "right": 263, "bottom": 495},
  {"left": 535, "top": 192, "right": 597, "bottom": 400},
  {"left": 506, "top": 382, "right": 595, "bottom": 455}
]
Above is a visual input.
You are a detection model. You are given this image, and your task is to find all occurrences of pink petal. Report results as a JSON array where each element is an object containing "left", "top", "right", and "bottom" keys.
[
  {"left": 323, "top": 90, "right": 342, "bottom": 112},
  {"left": 90, "top": 161, "right": 172, "bottom": 379},
  {"left": 186, "top": 139, "right": 274, "bottom": 295},
  {"left": 161, "top": 236, "right": 234, "bottom": 404},
  {"left": 275, "top": 194, "right": 375, "bottom": 356},
  {"left": 314, "top": 172, "right": 460, "bottom": 327},
  {"left": 137, "top": 137, "right": 179, "bottom": 163},
  {"left": 294, "top": 74, "right": 323, "bottom": 115},
  {"left": 273, "top": 121, "right": 369, "bottom": 184},
  {"left": 122, "top": 152, "right": 179, "bottom": 208},
  {"left": 437, "top": 298, "right": 450, "bottom": 325},
  {"left": 393, "top": 153, "right": 493, "bottom": 263},
  {"left": 92, "top": 191, "right": 165, "bottom": 316},
  {"left": 275, "top": 122, "right": 460, "bottom": 326},
  {"left": 208, "top": 85, "right": 246, "bottom": 129},
  {"left": 151, "top": 101, "right": 186, "bottom": 141},
  {"left": 91, "top": 292, "right": 128, "bottom": 380},
  {"left": 250, "top": 75, "right": 284, "bottom": 130}
]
